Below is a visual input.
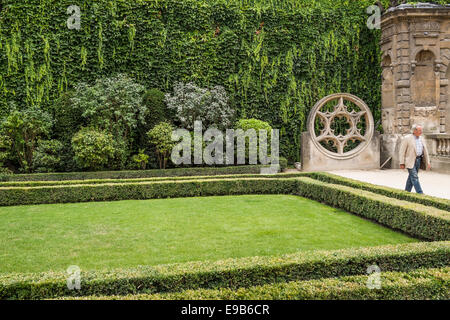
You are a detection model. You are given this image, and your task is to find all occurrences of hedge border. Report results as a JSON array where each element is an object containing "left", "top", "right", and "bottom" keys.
[
  {"left": 2, "top": 171, "right": 448, "bottom": 213},
  {"left": 308, "top": 172, "right": 450, "bottom": 212},
  {"left": 0, "top": 165, "right": 273, "bottom": 182},
  {"left": 66, "top": 267, "right": 450, "bottom": 300},
  {"left": 0, "top": 178, "right": 297, "bottom": 206},
  {"left": 0, "top": 172, "right": 301, "bottom": 188},
  {"left": 295, "top": 177, "right": 450, "bottom": 241},
  {"left": 1, "top": 241, "right": 448, "bottom": 300},
  {"left": 0, "top": 177, "right": 448, "bottom": 241}
]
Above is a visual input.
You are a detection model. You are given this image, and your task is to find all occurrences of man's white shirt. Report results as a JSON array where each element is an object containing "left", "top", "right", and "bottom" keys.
[{"left": 415, "top": 136, "right": 423, "bottom": 157}]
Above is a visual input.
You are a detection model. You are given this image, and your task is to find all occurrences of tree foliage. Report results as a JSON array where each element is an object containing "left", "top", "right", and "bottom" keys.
[
  {"left": 147, "top": 122, "right": 176, "bottom": 169},
  {"left": 235, "top": 118, "right": 273, "bottom": 160},
  {"left": 70, "top": 74, "right": 147, "bottom": 141},
  {"left": 131, "top": 149, "right": 150, "bottom": 170},
  {"left": 0, "top": 107, "right": 53, "bottom": 172},
  {"left": 32, "top": 139, "right": 64, "bottom": 173},
  {"left": 166, "top": 82, "right": 235, "bottom": 130},
  {"left": 142, "top": 88, "right": 172, "bottom": 129},
  {"left": 71, "top": 128, "right": 116, "bottom": 171}
]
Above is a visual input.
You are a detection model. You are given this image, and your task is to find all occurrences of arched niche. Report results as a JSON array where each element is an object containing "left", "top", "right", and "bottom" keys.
[
  {"left": 411, "top": 50, "right": 437, "bottom": 107},
  {"left": 381, "top": 55, "right": 394, "bottom": 109},
  {"left": 381, "top": 54, "right": 395, "bottom": 134}
]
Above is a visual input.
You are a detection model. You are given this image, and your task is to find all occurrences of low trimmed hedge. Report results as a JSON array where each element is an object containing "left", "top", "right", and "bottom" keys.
[
  {"left": 0, "top": 178, "right": 298, "bottom": 206},
  {"left": 70, "top": 267, "right": 450, "bottom": 300},
  {"left": 0, "top": 172, "right": 303, "bottom": 188},
  {"left": 0, "top": 165, "right": 273, "bottom": 182},
  {"left": 2, "top": 171, "right": 448, "bottom": 213},
  {"left": 0, "top": 241, "right": 448, "bottom": 300},
  {"left": 1, "top": 177, "right": 448, "bottom": 241},
  {"left": 309, "top": 172, "right": 450, "bottom": 212},
  {"left": 296, "top": 178, "right": 450, "bottom": 241}
]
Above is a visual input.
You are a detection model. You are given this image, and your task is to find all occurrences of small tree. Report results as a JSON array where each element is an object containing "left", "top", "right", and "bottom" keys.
[
  {"left": 71, "top": 128, "right": 115, "bottom": 171},
  {"left": 147, "top": 122, "right": 176, "bottom": 169},
  {"left": 70, "top": 74, "right": 147, "bottom": 169},
  {"left": 131, "top": 149, "right": 149, "bottom": 170},
  {"left": 71, "top": 74, "right": 147, "bottom": 138}
]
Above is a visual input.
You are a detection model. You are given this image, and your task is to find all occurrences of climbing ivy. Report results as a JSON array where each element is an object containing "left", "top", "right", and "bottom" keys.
[{"left": 0, "top": 0, "right": 386, "bottom": 163}]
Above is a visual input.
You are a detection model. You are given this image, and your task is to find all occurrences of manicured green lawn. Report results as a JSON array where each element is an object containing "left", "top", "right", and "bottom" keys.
[{"left": 0, "top": 195, "right": 417, "bottom": 273}]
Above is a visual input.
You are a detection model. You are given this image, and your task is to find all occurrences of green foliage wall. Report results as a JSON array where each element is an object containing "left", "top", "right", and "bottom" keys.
[{"left": 0, "top": 0, "right": 384, "bottom": 162}]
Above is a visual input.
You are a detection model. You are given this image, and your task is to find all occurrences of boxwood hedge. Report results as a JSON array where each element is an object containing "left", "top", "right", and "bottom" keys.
[
  {"left": 0, "top": 165, "right": 272, "bottom": 182},
  {"left": 2, "top": 171, "right": 448, "bottom": 214},
  {"left": 308, "top": 172, "right": 450, "bottom": 212},
  {"left": 0, "top": 172, "right": 299, "bottom": 188},
  {"left": 70, "top": 267, "right": 449, "bottom": 300},
  {"left": 0, "top": 178, "right": 297, "bottom": 206},
  {"left": 0, "top": 177, "right": 448, "bottom": 241},
  {"left": 295, "top": 178, "right": 450, "bottom": 241},
  {"left": 1, "top": 241, "right": 448, "bottom": 300}
]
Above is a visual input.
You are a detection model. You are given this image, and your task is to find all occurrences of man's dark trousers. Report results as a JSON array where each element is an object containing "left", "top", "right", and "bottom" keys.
[{"left": 405, "top": 156, "right": 423, "bottom": 194}]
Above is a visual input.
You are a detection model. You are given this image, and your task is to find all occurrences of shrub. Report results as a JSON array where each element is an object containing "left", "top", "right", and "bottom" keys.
[
  {"left": 89, "top": 267, "right": 450, "bottom": 300},
  {"left": 0, "top": 241, "right": 448, "bottom": 299},
  {"left": 308, "top": 172, "right": 450, "bottom": 211},
  {"left": 165, "top": 82, "right": 234, "bottom": 130},
  {"left": 32, "top": 140, "right": 64, "bottom": 173},
  {"left": 0, "top": 107, "right": 53, "bottom": 172},
  {"left": 0, "top": 171, "right": 282, "bottom": 187},
  {"left": 52, "top": 91, "right": 85, "bottom": 172},
  {"left": 142, "top": 89, "right": 172, "bottom": 129},
  {"left": 0, "top": 177, "right": 296, "bottom": 206},
  {"left": 235, "top": 118, "right": 273, "bottom": 164},
  {"left": 0, "top": 166, "right": 12, "bottom": 181},
  {"left": 131, "top": 149, "right": 150, "bottom": 170},
  {"left": 147, "top": 122, "right": 176, "bottom": 169},
  {"left": 236, "top": 119, "right": 273, "bottom": 135},
  {"left": 0, "top": 165, "right": 271, "bottom": 182},
  {"left": 70, "top": 74, "right": 147, "bottom": 168},
  {"left": 71, "top": 128, "right": 116, "bottom": 171},
  {"left": 279, "top": 156, "right": 288, "bottom": 171},
  {"left": 295, "top": 177, "right": 450, "bottom": 241},
  {"left": 71, "top": 74, "right": 147, "bottom": 136},
  {"left": 52, "top": 91, "right": 84, "bottom": 143}
]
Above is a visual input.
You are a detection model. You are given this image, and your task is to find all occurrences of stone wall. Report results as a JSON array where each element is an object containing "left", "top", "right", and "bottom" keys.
[{"left": 380, "top": 3, "right": 450, "bottom": 169}]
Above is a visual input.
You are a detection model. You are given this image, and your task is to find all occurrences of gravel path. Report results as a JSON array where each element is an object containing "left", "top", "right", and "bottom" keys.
[{"left": 327, "top": 169, "right": 450, "bottom": 200}]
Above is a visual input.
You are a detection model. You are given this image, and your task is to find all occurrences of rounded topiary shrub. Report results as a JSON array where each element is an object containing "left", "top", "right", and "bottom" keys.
[{"left": 235, "top": 119, "right": 274, "bottom": 164}]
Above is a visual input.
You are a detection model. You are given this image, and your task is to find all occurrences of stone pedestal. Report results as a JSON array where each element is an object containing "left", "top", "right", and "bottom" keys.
[{"left": 301, "top": 131, "right": 380, "bottom": 172}]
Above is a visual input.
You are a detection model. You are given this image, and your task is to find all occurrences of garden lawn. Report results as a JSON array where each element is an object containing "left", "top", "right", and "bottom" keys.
[{"left": 0, "top": 195, "right": 417, "bottom": 273}]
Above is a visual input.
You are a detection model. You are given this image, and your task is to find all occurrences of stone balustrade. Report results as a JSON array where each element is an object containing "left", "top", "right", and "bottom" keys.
[{"left": 427, "top": 134, "right": 450, "bottom": 157}]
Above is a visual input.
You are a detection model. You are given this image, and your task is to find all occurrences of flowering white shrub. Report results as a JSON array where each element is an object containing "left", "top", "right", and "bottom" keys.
[{"left": 165, "top": 82, "right": 234, "bottom": 130}]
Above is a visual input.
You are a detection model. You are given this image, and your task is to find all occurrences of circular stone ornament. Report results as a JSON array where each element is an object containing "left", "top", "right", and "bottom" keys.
[{"left": 306, "top": 93, "right": 374, "bottom": 160}]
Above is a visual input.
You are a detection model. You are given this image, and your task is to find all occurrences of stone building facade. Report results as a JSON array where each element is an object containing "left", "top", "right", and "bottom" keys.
[{"left": 380, "top": 3, "right": 450, "bottom": 172}]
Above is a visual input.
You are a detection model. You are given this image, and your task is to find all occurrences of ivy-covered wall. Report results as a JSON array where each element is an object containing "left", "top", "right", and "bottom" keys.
[{"left": 0, "top": 0, "right": 384, "bottom": 162}]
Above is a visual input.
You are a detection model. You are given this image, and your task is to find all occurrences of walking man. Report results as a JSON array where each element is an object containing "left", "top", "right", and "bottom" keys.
[{"left": 399, "top": 124, "right": 431, "bottom": 194}]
